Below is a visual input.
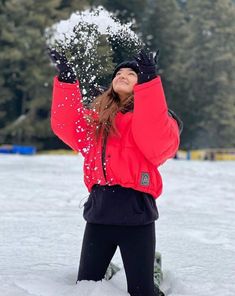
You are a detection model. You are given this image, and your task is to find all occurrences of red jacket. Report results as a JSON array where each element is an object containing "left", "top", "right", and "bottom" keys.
[{"left": 51, "top": 76, "right": 179, "bottom": 199}]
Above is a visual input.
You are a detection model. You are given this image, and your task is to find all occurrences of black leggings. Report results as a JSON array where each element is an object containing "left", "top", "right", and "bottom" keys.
[{"left": 77, "top": 222, "right": 157, "bottom": 296}]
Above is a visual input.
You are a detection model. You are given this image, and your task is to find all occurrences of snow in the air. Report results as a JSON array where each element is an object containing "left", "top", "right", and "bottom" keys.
[
  {"left": 46, "top": 6, "right": 142, "bottom": 101},
  {"left": 0, "top": 154, "right": 235, "bottom": 296},
  {"left": 47, "top": 6, "right": 139, "bottom": 45}
]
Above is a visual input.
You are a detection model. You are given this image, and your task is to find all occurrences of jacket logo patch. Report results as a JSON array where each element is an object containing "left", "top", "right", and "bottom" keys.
[{"left": 140, "top": 172, "right": 150, "bottom": 186}]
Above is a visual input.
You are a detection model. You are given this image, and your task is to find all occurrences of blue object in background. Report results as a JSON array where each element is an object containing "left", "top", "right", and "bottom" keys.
[
  {"left": 12, "top": 145, "right": 36, "bottom": 155},
  {"left": 0, "top": 145, "right": 36, "bottom": 155},
  {"left": 186, "top": 150, "right": 191, "bottom": 160},
  {"left": 0, "top": 145, "right": 14, "bottom": 154}
]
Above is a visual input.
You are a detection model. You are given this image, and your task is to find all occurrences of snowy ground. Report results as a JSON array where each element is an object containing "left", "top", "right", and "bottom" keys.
[{"left": 0, "top": 154, "right": 235, "bottom": 296}]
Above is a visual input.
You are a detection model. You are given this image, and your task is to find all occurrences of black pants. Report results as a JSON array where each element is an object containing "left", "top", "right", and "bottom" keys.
[{"left": 77, "top": 222, "right": 157, "bottom": 296}]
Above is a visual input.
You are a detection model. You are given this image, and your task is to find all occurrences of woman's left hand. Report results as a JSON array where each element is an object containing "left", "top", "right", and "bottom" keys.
[{"left": 134, "top": 49, "right": 160, "bottom": 84}]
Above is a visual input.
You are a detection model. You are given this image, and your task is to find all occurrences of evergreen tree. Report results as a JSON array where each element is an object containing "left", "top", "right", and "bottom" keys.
[
  {"left": 1, "top": 0, "right": 234, "bottom": 150},
  {"left": 0, "top": 1, "right": 15, "bottom": 125},
  {"left": 179, "top": 0, "right": 235, "bottom": 148},
  {"left": 100, "top": 0, "right": 148, "bottom": 25},
  {"left": 139, "top": 0, "right": 187, "bottom": 96},
  {"left": 0, "top": 0, "right": 88, "bottom": 148}
]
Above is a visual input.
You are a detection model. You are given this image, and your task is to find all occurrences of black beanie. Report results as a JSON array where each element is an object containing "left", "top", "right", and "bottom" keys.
[{"left": 112, "top": 60, "right": 139, "bottom": 80}]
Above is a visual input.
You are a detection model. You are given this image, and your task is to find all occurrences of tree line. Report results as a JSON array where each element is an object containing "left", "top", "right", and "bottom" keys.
[{"left": 0, "top": 0, "right": 234, "bottom": 150}]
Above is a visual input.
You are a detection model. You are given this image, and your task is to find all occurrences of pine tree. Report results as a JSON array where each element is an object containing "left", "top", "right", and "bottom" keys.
[
  {"left": 139, "top": 0, "right": 187, "bottom": 90},
  {"left": 179, "top": 0, "right": 235, "bottom": 148},
  {"left": 2, "top": 0, "right": 234, "bottom": 150},
  {"left": 0, "top": 1, "right": 15, "bottom": 125},
  {"left": 0, "top": 0, "right": 89, "bottom": 148},
  {"left": 100, "top": 0, "right": 148, "bottom": 24}
]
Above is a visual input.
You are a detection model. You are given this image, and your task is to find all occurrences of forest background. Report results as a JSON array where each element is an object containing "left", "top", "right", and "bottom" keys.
[{"left": 0, "top": 0, "right": 235, "bottom": 150}]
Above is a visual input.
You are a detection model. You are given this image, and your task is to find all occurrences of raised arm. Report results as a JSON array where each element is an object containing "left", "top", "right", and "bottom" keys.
[
  {"left": 48, "top": 48, "right": 92, "bottom": 155},
  {"left": 132, "top": 49, "right": 180, "bottom": 166}
]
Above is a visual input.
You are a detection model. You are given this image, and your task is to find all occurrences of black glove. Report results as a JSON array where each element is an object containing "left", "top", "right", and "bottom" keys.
[
  {"left": 48, "top": 48, "right": 77, "bottom": 83},
  {"left": 134, "top": 48, "right": 160, "bottom": 84}
]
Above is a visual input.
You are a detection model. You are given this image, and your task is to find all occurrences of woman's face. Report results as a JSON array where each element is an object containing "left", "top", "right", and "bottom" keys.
[{"left": 112, "top": 68, "right": 138, "bottom": 100}]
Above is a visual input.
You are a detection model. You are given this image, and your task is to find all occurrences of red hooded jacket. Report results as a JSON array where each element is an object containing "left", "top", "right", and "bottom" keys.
[{"left": 51, "top": 76, "right": 179, "bottom": 199}]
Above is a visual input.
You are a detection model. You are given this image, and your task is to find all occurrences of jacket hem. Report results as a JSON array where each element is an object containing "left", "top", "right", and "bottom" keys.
[{"left": 87, "top": 182, "right": 162, "bottom": 199}]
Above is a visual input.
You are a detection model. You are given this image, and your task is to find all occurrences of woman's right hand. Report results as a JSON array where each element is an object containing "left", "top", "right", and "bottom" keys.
[{"left": 48, "top": 48, "right": 77, "bottom": 83}]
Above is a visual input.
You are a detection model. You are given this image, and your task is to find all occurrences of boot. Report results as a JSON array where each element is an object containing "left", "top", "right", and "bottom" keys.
[
  {"left": 104, "top": 262, "right": 121, "bottom": 280},
  {"left": 153, "top": 252, "right": 165, "bottom": 296}
]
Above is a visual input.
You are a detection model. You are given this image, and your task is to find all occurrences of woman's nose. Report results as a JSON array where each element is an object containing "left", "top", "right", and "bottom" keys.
[{"left": 118, "top": 73, "right": 127, "bottom": 79}]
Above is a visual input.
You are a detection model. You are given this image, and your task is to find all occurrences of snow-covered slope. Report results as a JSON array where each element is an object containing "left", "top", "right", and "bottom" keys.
[{"left": 0, "top": 155, "right": 234, "bottom": 296}]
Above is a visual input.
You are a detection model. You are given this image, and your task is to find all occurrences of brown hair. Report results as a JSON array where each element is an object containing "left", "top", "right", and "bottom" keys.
[{"left": 87, "top": 85, "right": 134, "bottom": 142}]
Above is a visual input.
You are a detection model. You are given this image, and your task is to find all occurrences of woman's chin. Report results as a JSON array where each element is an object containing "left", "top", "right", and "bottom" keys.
[{"left": 114, "top": 86, "right": 130, "bottom": 96}]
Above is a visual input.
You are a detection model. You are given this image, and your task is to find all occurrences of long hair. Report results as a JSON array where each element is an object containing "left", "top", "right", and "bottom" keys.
[{"left": 87, "top": 85, "right": 134, "bottom": 142}]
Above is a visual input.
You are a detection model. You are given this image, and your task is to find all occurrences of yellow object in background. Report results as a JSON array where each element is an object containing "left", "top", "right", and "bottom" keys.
[
  {"left": 176, "top": 149, "right": 235, "bottom": 161},
  {"left": 190, "top": 150, "right": 207, "bottom": 160},
  {"left": 215, "top": 153, "right": 235, "bottom": 161}
]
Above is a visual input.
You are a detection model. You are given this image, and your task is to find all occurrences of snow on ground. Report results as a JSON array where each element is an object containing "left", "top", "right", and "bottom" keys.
[{"left": 0, "top": 154, "right": 235, "bottom": 296}]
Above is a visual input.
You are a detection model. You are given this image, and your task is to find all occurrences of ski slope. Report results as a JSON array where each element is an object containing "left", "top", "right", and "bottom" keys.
[{"left": 0, "top": 154, "right": 234, "bottom": 296}]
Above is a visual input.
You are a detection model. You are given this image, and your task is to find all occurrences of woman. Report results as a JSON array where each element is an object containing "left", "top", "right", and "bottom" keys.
[{"left": 49, "top": 47, "right": 181, "bottom": 296}]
